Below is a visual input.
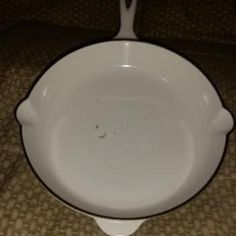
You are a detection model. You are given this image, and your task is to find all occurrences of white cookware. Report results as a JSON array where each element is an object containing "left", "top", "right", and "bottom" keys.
[{"left": 16, "top": 1, "right": 233, "bottom": 235}]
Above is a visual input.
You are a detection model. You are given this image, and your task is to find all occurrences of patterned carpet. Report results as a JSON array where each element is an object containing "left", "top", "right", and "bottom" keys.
[
  {"left": 0, "top": 23, "right": 235, "bottom": 236},
  {"left": 0, "top": 0, "right": 236, "bottom": 45}
]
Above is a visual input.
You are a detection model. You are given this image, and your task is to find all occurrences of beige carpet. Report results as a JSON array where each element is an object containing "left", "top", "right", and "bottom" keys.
[{"left": 0, "top": 23, "right": 235, "bottom": 236}]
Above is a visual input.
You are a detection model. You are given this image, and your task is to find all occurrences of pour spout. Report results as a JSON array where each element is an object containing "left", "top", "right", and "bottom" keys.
[
  {"left": 115, "top": 0, "right": 138, "bottom": 39},
  {"left": 211, "top": 108, "right": 234, "bottom": 134},
  {"left": 16, "top": 99, "right": 39, "bottom": 126}
]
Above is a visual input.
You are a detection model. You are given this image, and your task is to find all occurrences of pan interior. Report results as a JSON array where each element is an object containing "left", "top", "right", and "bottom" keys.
[
  {"left": 50, "top": 66, "right": 194, "bottom": 215},
  {"left": 23, "top": 41, "right": 222, "bottom": 218}
]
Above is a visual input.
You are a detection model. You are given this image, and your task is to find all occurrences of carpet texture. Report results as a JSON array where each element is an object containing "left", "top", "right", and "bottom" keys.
[
  {"left": 0, "top": 23, "right": 235, "bottom": 236},
  {"left": 0, "top": 0, "right": 236, "bottom": 45}
]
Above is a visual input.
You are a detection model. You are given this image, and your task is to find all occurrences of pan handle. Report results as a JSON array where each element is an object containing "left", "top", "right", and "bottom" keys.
[
  {"left": 94, "top": 217, "right": 145, "bottom": 236},
  {"left": 114, "top": 0, "right": 138, "bottom": 39}
]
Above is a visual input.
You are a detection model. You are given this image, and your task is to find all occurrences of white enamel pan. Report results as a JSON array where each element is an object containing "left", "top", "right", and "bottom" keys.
[{"left": 16, "top": 0, "right": 234, "bottom": 235}]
